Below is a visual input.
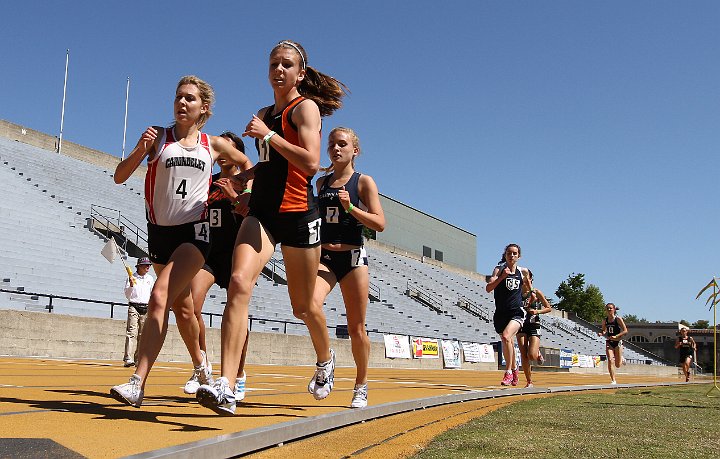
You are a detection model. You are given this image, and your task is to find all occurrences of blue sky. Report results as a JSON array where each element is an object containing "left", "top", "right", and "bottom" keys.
[{"left": 2, "top": 2, "right": 718, "bottom": 323}]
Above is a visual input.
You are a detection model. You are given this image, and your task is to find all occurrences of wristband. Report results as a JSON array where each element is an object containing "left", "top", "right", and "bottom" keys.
[
  {"left": 242, "top": 188, "right": 252, "bottom": 194},
  {"left": 232, "top": 200, "right": 241, "bottom": 207},
  {"left": 346, "top": 203, "right": 354, "bottom": 213},
  {"left": 263, "top": 131, "right": 276, "bottom": 144}
]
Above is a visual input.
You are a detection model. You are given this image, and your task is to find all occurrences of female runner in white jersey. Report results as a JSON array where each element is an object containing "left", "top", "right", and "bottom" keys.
[
  {"left": 197, "top": 40, "right": 348, "bottom": 415},
  {"left": 312, "top": 127, "right": 385, "bottom": 408},
  {"left": 110, "top": 76, "right": 251, "bottom": 408}
]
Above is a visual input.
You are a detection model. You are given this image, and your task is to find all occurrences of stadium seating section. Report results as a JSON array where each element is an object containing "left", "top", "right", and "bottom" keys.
[{"left": 0, "top": 136, "right": 663, "bottom": 364}]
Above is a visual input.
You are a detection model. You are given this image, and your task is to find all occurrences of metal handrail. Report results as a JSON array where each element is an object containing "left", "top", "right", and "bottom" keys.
[
  {"left": 457, "top": 294, "right": 490, "bottom": 321},
  {"left": 90, "top": 204, "right": 148, "bottom": 252},
  {"left": 405, "top": 281, "right": 444, "bottom": 313},
  {"left": 0, "top": 288, "right": 470, "bottom": 343}
]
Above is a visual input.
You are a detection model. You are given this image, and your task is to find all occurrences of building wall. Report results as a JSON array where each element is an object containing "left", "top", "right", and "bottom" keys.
[
  {"left": 376, "top": 194, "right": 477, "bottom": 272},
  {"left": 623, "top": 322, "right": 719, "bottom": 374}
]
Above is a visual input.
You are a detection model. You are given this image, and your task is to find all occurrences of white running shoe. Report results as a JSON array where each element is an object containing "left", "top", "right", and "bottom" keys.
[
  {"left": 308, "top": 349, "right": 335, "bottom": 400},
  {"left": 184, "top": 351, "right": 214, "bottom": 395},
  {"left": 610, "top": 380, "right": 617, "bottom": 385},
  {"left": 110, "top": 374, "right": 143, "bottom": 408},
  {"left": 350, "top": 383, "right": 368, "bottom": 408},
  {"left": 196, "top": 377, "right": 236, "bottom": 416},
  {"left": 235, "top": 372, "right": 246, "bottom": 402}
]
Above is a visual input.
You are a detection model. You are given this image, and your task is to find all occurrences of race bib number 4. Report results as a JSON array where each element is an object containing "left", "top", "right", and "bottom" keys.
[
  {"left": 173, "top": 177, "right": 190, "bottom": 200},
  {"left": 194, "top": 222, "right": 209, "bottom": 242}
]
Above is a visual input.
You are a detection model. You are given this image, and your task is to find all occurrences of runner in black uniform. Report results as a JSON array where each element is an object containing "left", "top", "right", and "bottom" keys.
[
  {"left": 517, "top": 270, "right": 552, "bottom": 387},
  {"left": 674, "top": 327, "right": 696, "bottom": 382},
  {"left": 312, "top": 127, "right": 385, "bottom": 408},
  {"left": 182, "top": 131, "right": 252, "bottom": 401},
  {"left": 598, "top": 303, "right": 627, "bottom": 384},
  {"left": 197, "top": 40, "right": 348, "bottom": 415},
  {"left": 486, "top": 243, "right": 530, "bottom": 386}
]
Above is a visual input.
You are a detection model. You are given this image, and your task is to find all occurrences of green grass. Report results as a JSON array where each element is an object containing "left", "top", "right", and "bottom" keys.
[{"left": 413, "top": 384, "right": 720, "bottom": 459}]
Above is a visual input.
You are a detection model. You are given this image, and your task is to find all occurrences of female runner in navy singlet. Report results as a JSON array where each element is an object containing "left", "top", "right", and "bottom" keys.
[
  {"left": 517, "top": 270, "right": 552, "bottom": 388},
  {"left": 110, "top": 76, "right": 251, "bottom": 408},
  {"left": 675, "top": 327, "right": 696, "bottom": 382},
  {"left": 197, "top": 41, "right": 349, "bottom": 415},
  {"left": 486, "top": 243, "right": 530, "bottom": 386},
  {"left": 598, "top": 302, "right": 627, "bottom": 384},
  {"left": 312, "top": 127, "right": 385, "bottom": 408}
]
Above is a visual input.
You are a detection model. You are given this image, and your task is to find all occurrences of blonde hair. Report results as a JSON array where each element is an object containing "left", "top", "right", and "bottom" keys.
[
  {"left": 272, "top": 41, "right": 349, "bottom": 117},
  {"left": 176, "top": 75, "right": 214, "bottom": 129},
  {"left": 321, "top": 126, "right": 361, "bottom": 174}
]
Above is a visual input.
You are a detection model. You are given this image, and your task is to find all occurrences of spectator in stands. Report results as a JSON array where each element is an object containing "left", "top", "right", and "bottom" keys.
[
  {"left": 109, "top": 76, "right": 252, "bottom": 408},
  {"left": 122, "top": 257, "right": 154, "bottom": 367},
  {"left": 196, "top": 40, "right": 348, "bottom": 416},
  {"left": 517, "top": 270, "right": 552, "bottom": 388},
  {"left": 311, "top": 127, "right": 385, "bottom": 408},
  {"left": 675, "top": 327, "right": 696, "bottom": 382},
  {"left": 598, "top": 302, "right": 627, "bottom": 384},
  {"left": 486, "top": 244, "right": 530, "bottom": 386},
  {"left": 182, "top": 131, "right": 251, "bottom": 402}
]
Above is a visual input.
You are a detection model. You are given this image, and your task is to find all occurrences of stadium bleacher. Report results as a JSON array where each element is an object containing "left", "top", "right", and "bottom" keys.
[{"left": 0, "top": 135, "right": 664, "bottom": 364}]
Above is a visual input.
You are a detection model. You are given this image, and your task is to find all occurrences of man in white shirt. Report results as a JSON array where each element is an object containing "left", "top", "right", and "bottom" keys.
[{"left": 123, "top": 257, "right": 155, "bottom": 367}]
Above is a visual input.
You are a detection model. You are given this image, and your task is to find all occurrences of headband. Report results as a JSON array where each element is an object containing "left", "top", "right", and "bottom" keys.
[{"left": 277, "top": 41, "right": 306, "bottom": 69}]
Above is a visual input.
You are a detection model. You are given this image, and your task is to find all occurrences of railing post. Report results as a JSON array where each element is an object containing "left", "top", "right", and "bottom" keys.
[{"left": 48, "top": 296, "right": 53, "bottom": 313}]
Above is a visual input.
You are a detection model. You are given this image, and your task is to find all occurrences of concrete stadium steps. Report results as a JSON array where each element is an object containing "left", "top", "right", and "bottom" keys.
[
  {"left": 0, "top": 137, "right": 146, "bottom": 224},
  {"left": 0, "top": 137, "right": 665, "bottom": 365}
]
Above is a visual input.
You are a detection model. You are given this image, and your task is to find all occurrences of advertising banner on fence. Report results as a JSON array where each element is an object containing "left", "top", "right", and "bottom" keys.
[
  {"left": 412, "top": 337, "right": 439, "bottom": 359},
  {"left": 441, "top": 340, "right": 461, "bottom": 368},
  {"left": 383, "top": 334, "right": 411, "bottom": 359},
  {"left": 578, "top": 354, "right": 595, "bottom": 368},
  {"left": 560, "top": 348, "right": 573, "bottom": 368},
  {"left": 479, "top": 343, "right": 496, "bottom": 363},
  {"left": 572, "top": 353, "right": 580, "bottom": 367},
  {"left": 461, "top": 342, "right": 480, "bottom": 362},
  {"left": 500, "top": 342, "right": 521, "bottom": 368},
  {"left": 461, "top": 342, "right": 496, "bottom": 363}
]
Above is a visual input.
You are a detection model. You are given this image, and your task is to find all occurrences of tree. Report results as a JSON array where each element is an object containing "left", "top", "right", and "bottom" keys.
[
  {"left": 692, "top": 319, "right": 711, "bottom": 329},
  {"left": 624, "top": 315, "right": 649, "bottom": 323},
  {"left": 680, "top": 319, "right": 691, "bottom": 327},
  {"left": 555, "top": 273, "right": 606, "bottom": 322}
]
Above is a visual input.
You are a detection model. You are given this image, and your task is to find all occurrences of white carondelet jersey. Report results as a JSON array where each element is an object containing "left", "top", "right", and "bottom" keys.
[{"left": 144, "top": 127, "right": 213, "bottom": 226}]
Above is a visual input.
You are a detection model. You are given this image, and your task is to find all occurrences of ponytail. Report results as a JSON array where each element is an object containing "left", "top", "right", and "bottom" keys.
[{"left": 272, "top": 40, "right": 349, "bottom": 117}]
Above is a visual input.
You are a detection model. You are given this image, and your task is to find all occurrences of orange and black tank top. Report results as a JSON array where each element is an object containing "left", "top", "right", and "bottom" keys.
[{"left": 249, "top": 96, "right": 317, "bottom": 215}]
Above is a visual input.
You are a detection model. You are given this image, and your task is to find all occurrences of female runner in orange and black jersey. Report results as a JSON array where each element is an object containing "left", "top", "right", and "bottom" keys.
[{"left": 197, "top": 40, "right": 348, "bottom": 415}]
